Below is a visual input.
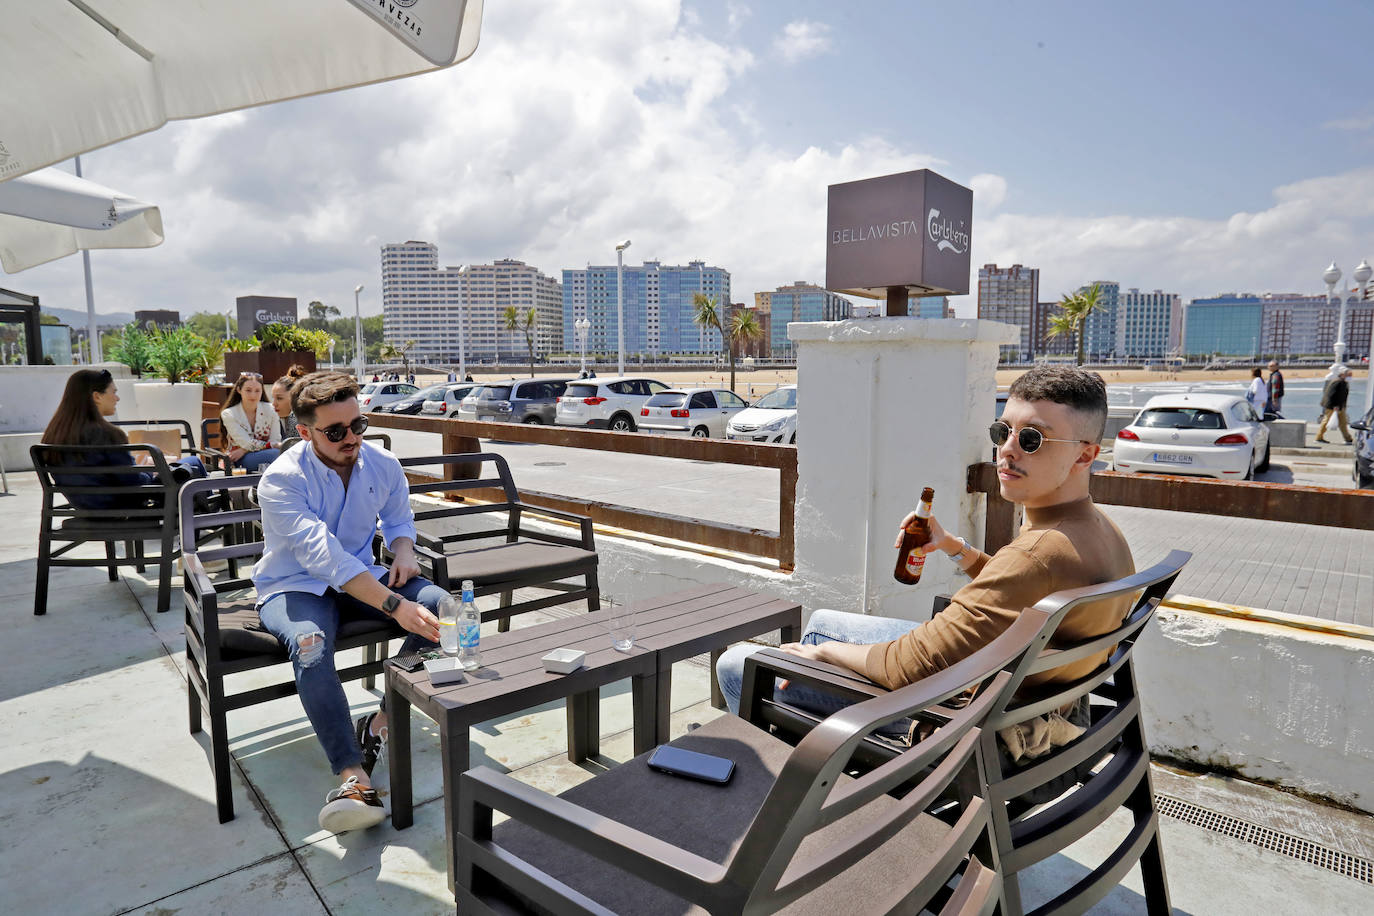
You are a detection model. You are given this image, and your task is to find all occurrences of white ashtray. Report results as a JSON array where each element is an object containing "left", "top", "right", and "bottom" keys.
[{"left": 542, "top": 648, "right": 586, "bottom": 674}]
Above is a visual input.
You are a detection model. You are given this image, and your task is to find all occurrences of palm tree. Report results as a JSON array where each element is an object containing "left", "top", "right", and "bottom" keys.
[
  {"left": 503, "top": 306, "right": 538, "bottom": 377},
  {"left": 725, "top": 308, "right": 763, "bottom": 392},
  {"left": 379, "top": 339, "right": 416, "bottom": 378},
  {"left": 692, "top": 292, "right": 729, "bottom": 376},
  {"left": 1046, "top": 283, "right": 1104, "bottom": 366}
]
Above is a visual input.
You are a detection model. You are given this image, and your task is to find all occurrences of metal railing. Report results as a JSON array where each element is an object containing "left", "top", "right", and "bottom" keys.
[{"left": 368, "top": 414, "right": 797, "bottom": 571}]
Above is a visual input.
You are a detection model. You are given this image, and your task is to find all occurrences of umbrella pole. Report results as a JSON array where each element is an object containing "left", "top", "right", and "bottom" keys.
[{"left": 74, "top": 155, "right": 101, "bottom": 363}]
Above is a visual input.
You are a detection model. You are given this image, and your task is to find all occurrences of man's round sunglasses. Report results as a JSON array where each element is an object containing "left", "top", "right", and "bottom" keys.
[
  {"left": 989, "top": 421, "right": 1090, "bottom": 454},
  {"left": 312, "top": 416, "right": 368, "bottom": 443}
]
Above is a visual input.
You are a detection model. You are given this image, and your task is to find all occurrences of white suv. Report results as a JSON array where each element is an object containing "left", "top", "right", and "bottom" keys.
[
  {"left": 555, "top": 376, "right": 670, "bottom": 432},
  {"left": 726, "top": 384, "right": 798, "bottom": 443}
]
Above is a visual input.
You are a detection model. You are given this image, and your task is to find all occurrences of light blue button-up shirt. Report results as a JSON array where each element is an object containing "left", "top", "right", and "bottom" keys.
[{"left": 253, "top": 440, "right": 417, "bottom": 604}]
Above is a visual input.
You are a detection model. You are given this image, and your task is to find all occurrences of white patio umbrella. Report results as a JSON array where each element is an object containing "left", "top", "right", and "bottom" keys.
[
  {"left": 0, "top": 166, "right": 164, "bottom": 274},
  {"left": 0, "top": 0, "right": 484, "bottom": 182}
]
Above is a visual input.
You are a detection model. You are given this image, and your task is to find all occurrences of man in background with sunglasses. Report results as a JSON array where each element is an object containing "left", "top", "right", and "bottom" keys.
[
  {"left": 252, "top": 371, "right": 445, "bottom": 834},
  {"left": 718, "top": 366, "right": 1135, "bottom": 759}
]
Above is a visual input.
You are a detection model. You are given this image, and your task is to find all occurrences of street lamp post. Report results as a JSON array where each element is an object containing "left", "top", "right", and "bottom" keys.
[
  {"left": 328, "top": 339, "right": 335, "bottom": 369},
  {"left": 1355, "top": 259, "right": 1374, "bottom": 415},
  {"left": 615, "top": 240, "right": 631, "bottom": 376},
  {"left": 1325, "top": 262, "right": 1346, "bottom": 367},
  {"left": 574, "top": 316, "right": 590, "bottom": 375},
  {"left": 353, "top": 284, "right": 365, "bottom": 380},
  {"left": 224, "top": 305, "right": 233, "bottom": 342}
]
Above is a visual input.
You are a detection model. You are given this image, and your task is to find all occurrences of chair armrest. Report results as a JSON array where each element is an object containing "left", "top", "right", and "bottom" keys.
[
  {"left": 742, "top": 648, "right": 888, "bottom": 706},
  {"left": 415, "top": 530, "right": 445, "bottom": 552},
  {"left": 182, "top": 553, "right": 216, "bottom": 602},
  {"left": 189, "top": 447, "right": 232, "bottom": 475},
  {"left": 461, "top": 767, "right": 725, "bottom": 889},
  {"left": 511, "top": 502, "right": 595, "bottom": 548}
]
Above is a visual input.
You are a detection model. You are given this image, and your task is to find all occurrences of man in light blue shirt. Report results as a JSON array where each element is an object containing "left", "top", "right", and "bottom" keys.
[{"left": 255, "top": 371, "right": 444, "bottom": 834}]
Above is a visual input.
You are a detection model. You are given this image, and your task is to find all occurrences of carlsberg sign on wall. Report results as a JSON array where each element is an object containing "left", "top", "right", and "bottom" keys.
[{"left": 825, "top": 169, "right": 972, "bottom": 299}]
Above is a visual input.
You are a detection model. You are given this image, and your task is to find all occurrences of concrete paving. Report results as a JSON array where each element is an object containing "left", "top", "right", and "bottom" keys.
[{"left": 2, "top": 472, "right": 1372, "bottom": 913}]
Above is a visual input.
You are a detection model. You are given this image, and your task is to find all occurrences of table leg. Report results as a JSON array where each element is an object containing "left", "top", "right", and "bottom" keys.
[
  {"left": 709, "top": 648, "right": 726, "bottom": 710},
  {"left": 782, "top": 621, "right": 801, "bottom": 644},
  {"left": 388, "top": 683, "right": 413, "bottom": 831},
  {"left": 566, "top": 689, "right": 600, "bottom": 762},
  {"left": 440, "top": 719, "right": 471, "bottom": 895},
  {"left": 654, "top": 658, "right": 674, "bottom": 745},
  {"left": 632, "top": 673, "right": 657, "bottom": 755}
]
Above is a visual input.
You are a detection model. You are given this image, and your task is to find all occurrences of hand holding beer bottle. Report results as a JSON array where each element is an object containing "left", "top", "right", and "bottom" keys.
[{"left": 892, "top": 488, "right": 956, "bottom": 585}]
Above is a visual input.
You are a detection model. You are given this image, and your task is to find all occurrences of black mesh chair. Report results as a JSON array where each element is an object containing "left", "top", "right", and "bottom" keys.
[
  {"left": 31, "top": 443, "right": 181, "bottom": 615},
  {"left": 457, "top": 607, "right": 1051, "bottom": 916}
]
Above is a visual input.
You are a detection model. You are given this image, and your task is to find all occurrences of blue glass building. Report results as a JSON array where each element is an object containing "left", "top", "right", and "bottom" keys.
[
  {"left": 1183, "top": 296, "right": 1264, "bottom": 357},
  {"left": 1080, "top": 281, "right": 1121, "bottom": 359},
  {"left": 767, "top": 282, "right": 853, "bottom": 356},
  {"left": 562, "top": 261, "right": 730, "bottom": 356}
]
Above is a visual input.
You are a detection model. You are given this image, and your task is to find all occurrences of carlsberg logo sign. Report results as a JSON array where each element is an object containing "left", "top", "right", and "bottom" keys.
[{"left": 926, "top": 208, "right": 968, "bottom": 255}]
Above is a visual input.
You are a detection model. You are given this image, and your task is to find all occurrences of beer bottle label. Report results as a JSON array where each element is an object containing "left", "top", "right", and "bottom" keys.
[{"left": 905, "top": 549, "right": 925, "bottom": 573}]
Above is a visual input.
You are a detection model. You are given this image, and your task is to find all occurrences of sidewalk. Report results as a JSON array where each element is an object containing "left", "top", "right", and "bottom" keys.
[{"left": 1, "top": 474, "right": 1371, "bottom": 914}]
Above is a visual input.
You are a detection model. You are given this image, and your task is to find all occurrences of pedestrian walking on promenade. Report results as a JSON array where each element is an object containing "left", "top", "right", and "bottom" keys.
[
  {"left": 1316, "top": 365, "right": 1354, "bottom": 444},
  {"left": 1267, "top": 360, "right": 1284, "bottom": 414},
  {"left": 1246, "top": 367, "right": 1266, "bottom": 412}
]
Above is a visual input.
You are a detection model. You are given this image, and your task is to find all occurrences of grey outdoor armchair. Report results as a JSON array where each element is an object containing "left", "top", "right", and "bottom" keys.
[{"left": 454, "top": 606, "right": 1052, "bottom": 915}]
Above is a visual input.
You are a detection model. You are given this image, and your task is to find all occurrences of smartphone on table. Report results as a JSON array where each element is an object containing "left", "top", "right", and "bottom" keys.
[{"left": 647, "top": 745, "right": 735, "bottom": 785}]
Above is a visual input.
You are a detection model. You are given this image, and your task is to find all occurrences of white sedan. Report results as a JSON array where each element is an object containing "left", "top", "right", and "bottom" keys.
[
  {"left": 638, "top": 388, "right": 750, "bottom": 438},
  {"left": 1112, "top": 393, "right": 1271, "bottom": 480},
  {"left": 726, "top": 384, "right": 797, "bottom": 443}
]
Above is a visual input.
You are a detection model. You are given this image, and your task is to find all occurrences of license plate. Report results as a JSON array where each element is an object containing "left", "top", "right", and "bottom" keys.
[{"left": 1153, "top": 452, "right": 1193, "bottom": 465}]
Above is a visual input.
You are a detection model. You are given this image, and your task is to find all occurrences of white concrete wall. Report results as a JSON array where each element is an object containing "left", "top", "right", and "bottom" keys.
[
  {"left": 788, "top": 318, "right": 1017, "bottom": 620},
  {"left": 1137, "top": 607, "right": 1373, "bottom": 814},
  {"left": 0, "top": 363, "right": 135, "bottom": 434}
]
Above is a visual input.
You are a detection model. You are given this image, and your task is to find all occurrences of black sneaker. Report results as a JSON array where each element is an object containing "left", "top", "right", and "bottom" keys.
[
  {"left": 355, "top": 712, "right": 387, "bottom": 777},
  {"left": 318, "top": 775, "right": 385, "bottom": 833}
]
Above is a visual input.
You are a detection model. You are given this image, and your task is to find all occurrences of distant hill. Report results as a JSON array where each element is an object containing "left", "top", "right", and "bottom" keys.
[{"left": 40, "top": 306, "right": 135, "bottom": 328}]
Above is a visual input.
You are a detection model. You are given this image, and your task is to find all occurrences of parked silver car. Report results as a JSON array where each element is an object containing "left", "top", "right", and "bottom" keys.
[
  {"left": 473, "top": 377, "right": 574, "bottom": 424},
  {"left": 639, "top": 388, "right": 750, "bottom": 438}
]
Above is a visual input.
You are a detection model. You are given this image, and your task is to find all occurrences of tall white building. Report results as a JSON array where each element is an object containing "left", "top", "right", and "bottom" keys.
[
  {"left": 1116, "top": 288, "right": 1182, "bottom": 358},
  {"left": 380, "top": 242, "right": 562, "bottom": 364}
]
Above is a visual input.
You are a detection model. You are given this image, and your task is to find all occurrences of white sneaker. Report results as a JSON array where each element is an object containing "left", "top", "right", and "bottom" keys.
[{"left": 318, "top": 775, "right": 385, "bottom": 833}]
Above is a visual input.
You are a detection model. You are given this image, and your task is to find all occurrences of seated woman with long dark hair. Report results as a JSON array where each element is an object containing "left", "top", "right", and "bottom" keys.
[
  {"left": 220, "top": 371, "right": 282, "bottom": 471},
  {"left": 41, "top": 369, "right": 207, "bottom": 509}
]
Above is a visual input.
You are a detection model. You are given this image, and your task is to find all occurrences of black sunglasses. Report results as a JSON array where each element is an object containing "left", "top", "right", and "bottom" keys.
[
  {"left": 989, "top": 421, "right": 1089, "bottom": 454},
  {"left": 312, "top": 416, "right": 368, "bottom": 443}
]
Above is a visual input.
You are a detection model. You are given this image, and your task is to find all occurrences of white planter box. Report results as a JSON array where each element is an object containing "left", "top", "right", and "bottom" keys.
[{"left": 132, "top": 382, "right": 204, "bottom": 440}]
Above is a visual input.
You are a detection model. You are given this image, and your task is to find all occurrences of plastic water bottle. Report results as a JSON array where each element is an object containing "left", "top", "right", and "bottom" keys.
[
  {"left": 458, "top": 579, "right": 481, "bottom": 670},
  {"left": 438, "top": 595, "right": 460, "bottom": 656}
]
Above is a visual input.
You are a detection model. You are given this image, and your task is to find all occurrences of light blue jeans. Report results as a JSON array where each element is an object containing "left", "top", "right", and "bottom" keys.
[
  {"left": 235, "top": 447, "right": 280, "bottom": 472},
  {"left": 258, "top": 574, "right": 443, "bottom": 774},
  {"left": 716, "top": 608, "right": 921, "bottom": 728}
]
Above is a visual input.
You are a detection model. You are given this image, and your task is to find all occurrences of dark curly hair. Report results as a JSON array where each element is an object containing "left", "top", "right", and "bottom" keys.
[{"left": 290, "top": 371, "right": 360, "bottom": 425}]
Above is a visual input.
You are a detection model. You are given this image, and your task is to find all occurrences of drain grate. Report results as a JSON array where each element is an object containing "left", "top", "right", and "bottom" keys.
[
  {"left": 533, "top": 461, "right": 566, "bottom": 467},
  {"left": 1157, "top": 794, "right": 1373, "bottom": 884}
]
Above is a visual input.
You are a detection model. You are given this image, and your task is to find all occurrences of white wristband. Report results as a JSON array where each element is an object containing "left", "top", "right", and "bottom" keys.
[{"left": 947, "top": 537, "right": 969, "bottom": 565}]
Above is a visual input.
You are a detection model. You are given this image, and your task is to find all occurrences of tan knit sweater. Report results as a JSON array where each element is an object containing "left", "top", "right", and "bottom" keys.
[{"left": 861, "top": 497, "right": 1134, "bottom": 690}]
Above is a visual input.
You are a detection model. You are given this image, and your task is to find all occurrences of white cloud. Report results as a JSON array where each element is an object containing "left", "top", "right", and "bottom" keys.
[
  {"left": 1322, "top": 113, "right": 1374, "bottom": 131},
  {"left": 8, "top": 0, "right": 1373, "bottom": 336},
  {"left": 774, "top": 20, "right": 832, "bottom": 63},
  {"left": 726, "top": 2, "right": 751, "bottom": 34}
]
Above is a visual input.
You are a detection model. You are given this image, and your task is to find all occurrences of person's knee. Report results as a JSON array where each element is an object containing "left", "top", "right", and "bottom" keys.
[{"left": 294, "top": 629, "right": 327, "bottom": 667}]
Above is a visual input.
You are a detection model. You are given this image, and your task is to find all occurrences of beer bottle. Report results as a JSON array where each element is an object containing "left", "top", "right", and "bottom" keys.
[{"left": 893, "top": 487, "right": 935, "bottom": 585}]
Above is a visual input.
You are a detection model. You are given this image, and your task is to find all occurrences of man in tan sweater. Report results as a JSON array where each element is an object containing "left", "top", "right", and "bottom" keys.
[{"left": 717, "top": 366, "right": 1133, "bottom": 749}]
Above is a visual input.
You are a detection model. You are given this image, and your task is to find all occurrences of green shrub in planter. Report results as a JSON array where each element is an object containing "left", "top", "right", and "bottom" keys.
[
  {"left": 147, "top": 326, "right": 208, "bottom": 384},
  {"left": 109, "top": 324, "right": 155, "bottom": 377}
]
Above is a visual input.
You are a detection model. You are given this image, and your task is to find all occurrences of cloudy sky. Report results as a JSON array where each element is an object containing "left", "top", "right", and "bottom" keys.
[{"left": 10, "top": 0, "right": 1374, "bottom": 320}]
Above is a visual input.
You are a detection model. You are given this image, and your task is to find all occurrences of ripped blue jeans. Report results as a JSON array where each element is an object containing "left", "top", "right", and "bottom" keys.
[{"left": 258, "top": 574, "right": 443, "bottom": 774}]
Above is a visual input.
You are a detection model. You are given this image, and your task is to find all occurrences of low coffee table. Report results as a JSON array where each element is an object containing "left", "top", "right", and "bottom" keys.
[{"left": 385, "top": 582, "right": 801, "bottom": 890}]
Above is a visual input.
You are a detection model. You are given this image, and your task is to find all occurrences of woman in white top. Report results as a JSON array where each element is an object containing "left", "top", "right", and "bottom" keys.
[
  {"left": 1245, "top": 367, "right": 1267, "bottom": 414},
  {"left": 220, "top": 372, "right": 282, "bottom": 471}
]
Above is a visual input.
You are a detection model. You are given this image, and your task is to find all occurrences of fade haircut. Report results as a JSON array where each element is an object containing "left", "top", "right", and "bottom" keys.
[
  {"left": 1008, "top": 366, "right": 1109, "bottom": 442},
  {"left": 290, "top": 371, "right": 360, "bottom": 426}
]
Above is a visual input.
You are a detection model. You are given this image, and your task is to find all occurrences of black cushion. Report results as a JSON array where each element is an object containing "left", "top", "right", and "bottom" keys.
[
  {"left": 58, "top": 516, "right": 166, "bottom": 536},
  {"left": 490, "top": 714, "right": 950, "bottom": 915},
  {"left": 439, "top": 541, "right": 596, "bottom": 585},
  {"left": 211, "top": 596, "right": 405, "bottom": 661}
]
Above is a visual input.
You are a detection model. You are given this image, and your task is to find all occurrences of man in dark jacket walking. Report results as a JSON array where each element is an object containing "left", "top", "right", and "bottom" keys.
[
  {"left": 1317, "top": 365, "right": 1353, "bottom": 443},
  {"left": 1266, "top": 360, "right": 1285, "bottom": 414}
]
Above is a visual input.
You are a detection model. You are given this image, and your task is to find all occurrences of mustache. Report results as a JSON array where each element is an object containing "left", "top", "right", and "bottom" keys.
[{"left": 998, "top": 460, "right": 1027, "bottom": 476}]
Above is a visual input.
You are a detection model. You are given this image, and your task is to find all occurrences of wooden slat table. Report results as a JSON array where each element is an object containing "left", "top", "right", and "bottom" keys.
[{"left": 385, "top": 582, "right": 802, "bottom": 891}]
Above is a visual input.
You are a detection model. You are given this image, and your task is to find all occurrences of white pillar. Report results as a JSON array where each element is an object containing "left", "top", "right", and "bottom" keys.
[{"left": 790, "top": 317, "right": 1017, "bottom": 620}]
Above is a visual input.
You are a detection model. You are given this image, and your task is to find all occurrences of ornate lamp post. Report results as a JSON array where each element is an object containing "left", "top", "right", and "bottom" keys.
[
  {"left": 574, "top": 316, "right": 590, "bottom": 375},
  {"left": 1325, "top": 262, "right": 1346, "bottom": 367},
  {"left": 615, "top": 239, "right": 631, "bottom": 376},
  {"left": 1355, "top": 259, "right": 1373, "bottom": 415}
]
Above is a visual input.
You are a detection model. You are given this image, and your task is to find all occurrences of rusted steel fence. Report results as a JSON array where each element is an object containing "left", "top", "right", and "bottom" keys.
[
  {"left": 967, "top": 461, "right": 1374, "bottom": 554},
  {"left": 368, "top": 414, "right": 797, "bottom": 570}
]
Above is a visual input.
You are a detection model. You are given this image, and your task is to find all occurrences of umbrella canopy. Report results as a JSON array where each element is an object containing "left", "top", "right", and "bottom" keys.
[
  {"left": 0, "top": 0, "right": 483, "bottom": 182},
  {"left": 0, "top": 167, "right": 164, "bottom": 273}
]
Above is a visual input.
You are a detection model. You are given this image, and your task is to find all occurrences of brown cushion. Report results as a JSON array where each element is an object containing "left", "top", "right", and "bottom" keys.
[
  {"left": 438, "top": 541, "right": 596, "bottom": 586},
  {"left": 210, "top": 595, "right": 404, "bottom": 661},
  {"left": 489, "top": 714, "right": 949, "bottom": 915}
]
